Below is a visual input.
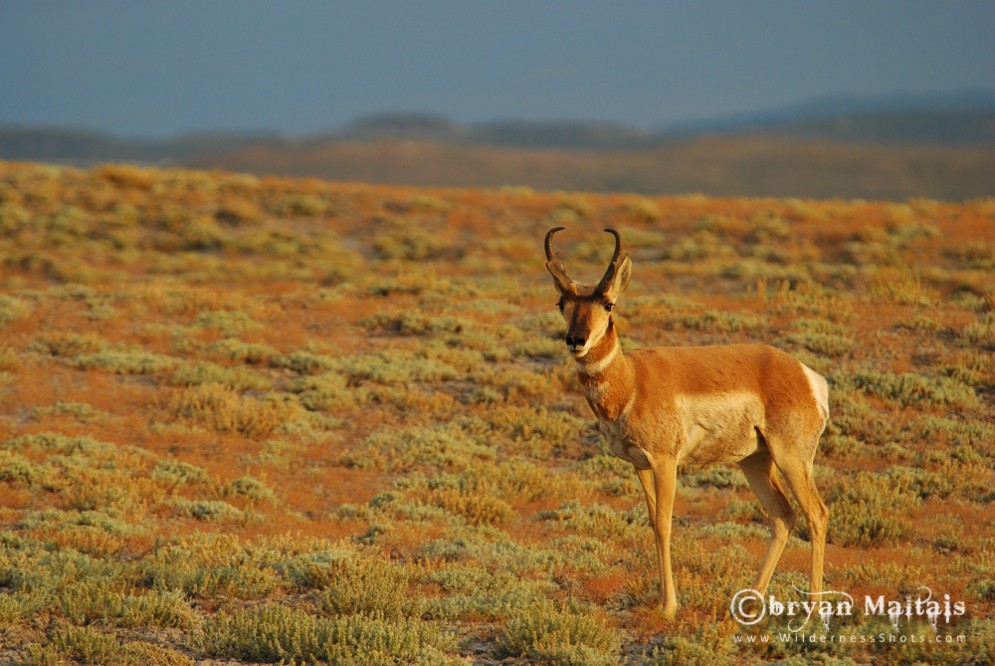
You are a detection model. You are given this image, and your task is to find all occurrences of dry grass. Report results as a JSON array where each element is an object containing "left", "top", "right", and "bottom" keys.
[{"left": 0, "top": 160, "right": 992, "bottom": 664}]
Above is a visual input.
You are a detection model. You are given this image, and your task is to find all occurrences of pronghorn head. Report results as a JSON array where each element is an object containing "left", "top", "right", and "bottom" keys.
[{"left": 545, "top": 227, "right": 632, "bottom": 358}]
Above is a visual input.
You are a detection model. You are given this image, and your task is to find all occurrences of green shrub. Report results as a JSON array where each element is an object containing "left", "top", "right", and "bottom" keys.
[
  {"left": 150, "top": 460, "right": 209, "bottom": 486},
  {"left": 289, "top": 371, "right": 355, "bottom": 411},
  {"left": 405, "top": 458, "right": 584, "bottom": 505},
  {"left": 826, "top": 388, "right": 894, "bottom": 447},
  {"left": 0, "top": 592, "right": 26, "bottom": 626},
  {"left": 333, "top": 348, "right": 460, "bottom": 384},
  {"left": 884, "top": 465, "right": 953, "bottom": 500},
  {"left": 172, "top": 499, "right": 252, "bottom": 523},
  {"left": 318, "top": 555, "right": 417, "bottom": 618},
  {"left": 489, "top": 405, "right": 587, "bottom": 457},
  {"left": 660, "top": 230, "right": 736, "bottom": 262},
  {"left": 397, "top": 194, "right": 452, "bottom": 213},
  {"left": 57, "top": 580, "right": 197, "bottom": 630},
  {"left": 783, "top": 318, "right": 856, "bottom": 358},
  {"left": 425, "top": 488, "right": 515, "bottom": 526},
  {"left": 197, "top": 604, "right": 461, "bottom": 665},
  {"left": 171, "top": 383, "right": 304, "bottom": 437},
  {"left": 194, "top": 308, "right": 260, "bottom": 335},
  {"left": 825, "top": 472, "right": 916, "bottom": 547},
  {"left": 681, "top": 465, "right": 749, "bottom": 490},
  {"left": 963, "top": 312, "right": 995, "bottom": 348},
  {"left": 498, "top": 601, "right": 620, "bottom": 666},
  {"left": 646, "top": 625, "right": 740, "bottom": 666},
  {"left": 423, "top": 566, "right": 555, "bottom": 621},
  {"left": 913, "top": 414, "right": 995, "bottom": 448},
  {"left": 847, "top": 370, "right": 978, "bottom": 409},
  {"left": 277, "top": 548, "right": 355, "bottom": 589},
  {"left": 0, "top": 294, "right": 29, "bottom": 327},
  {"left": 119, "top": 589, "right": 197, "bottom": 629},
  {"left": 668, "top": 309, "right": 767, "bottom": 334},
  {"left": 373, "top": 223, "right": 452, "bottom": 261},
  {"left": 274, "top": 348, "right": 337, "bottom": 374},
  {"left": 622, "top": 198, "right": 664, "bottom": 222},
  {"left": 272, "top": 193, "right": 328, "bottom": 216},
  {"left": 539, "top": 500, "right": 644, "bottom": 540},
  {"left": 0, "top": 202, "right": 31, "bottom": 234},
  {"left": 30, "top": 400, "right": 102, "bottom": 422},
  {"left": 32, "top": 625, "right": 127, "bottom": 666},
  {"left": 171, "top": 361, "right": 270, "bottom": 391},
  {"left": 142, "top": 551, "right": 278, "bottom": 600},
  {"left": 225, "top": 475, "right": 276, "bottom": 503},
  {"left": 74, "top": 349, "right": 178, "bottom": 374},
  {"left": 341, "top": 419, "right": 496, "bottom": 472},
  {"left": 0, "top": 450, "right": 49, "bottom": 487},
  {"left": 32, "top": 332, "right": 109, "bottom": 357},
  {"left": 206, "top": 337, "right": 279, "bottom": 364},
  {"left": 362, "top": 309, "right": 473, "bottom": 336},
  {"left": 19, "top": 507, "right": 140, "bottom": 540},
  {"left": 59, "top": 579, "right": 126, "bottom": 625}
]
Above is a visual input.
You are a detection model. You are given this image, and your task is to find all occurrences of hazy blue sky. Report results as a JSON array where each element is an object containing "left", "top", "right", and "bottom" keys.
[{"left": 2, "top": 1, "right": 992, "bottom": 138}]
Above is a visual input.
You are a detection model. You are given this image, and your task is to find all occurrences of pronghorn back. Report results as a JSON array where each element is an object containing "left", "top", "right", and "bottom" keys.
[
  {"left": 626, "top": 343, "right": 829, "bottom": 464},
  {"left": 629, "top": 344, "right": 828, "bottom": 420}
]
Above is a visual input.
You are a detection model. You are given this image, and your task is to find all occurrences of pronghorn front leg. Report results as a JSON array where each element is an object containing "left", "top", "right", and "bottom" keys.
[
  {"left": 650, "top": 455, "right": 679, "bottom": 619},
  {"left": 636, "top": 468, "right": 658, "bottom": 522}
]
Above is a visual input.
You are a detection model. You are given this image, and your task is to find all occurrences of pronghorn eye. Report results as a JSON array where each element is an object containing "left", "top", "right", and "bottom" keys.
[
  {"left": 557, "top": 300, "right": 565, "bottom": 312},
  {"left": 604, "top": 303, "right": 614, "bottom": 312}
]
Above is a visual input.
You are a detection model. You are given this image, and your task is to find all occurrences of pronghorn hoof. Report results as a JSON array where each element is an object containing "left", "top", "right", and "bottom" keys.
[{"left": 659, "top": 604, "right": 678, "bottom": 621}]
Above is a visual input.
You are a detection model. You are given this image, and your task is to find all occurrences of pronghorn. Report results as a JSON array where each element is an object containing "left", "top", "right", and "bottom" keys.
[{"left": 545, "top": 227, "right": 830, "bottom": 619}]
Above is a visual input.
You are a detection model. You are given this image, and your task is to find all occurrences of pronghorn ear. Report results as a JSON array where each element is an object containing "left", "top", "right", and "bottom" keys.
[
  {"left": 544, "top": 226, "right": 578, "bottom": 296},
  {"left": 546, "top": 260, "right": 577, "bottom": 295},
  {"left": 603, "top": 255, "right": 632, "bottom": 301}
]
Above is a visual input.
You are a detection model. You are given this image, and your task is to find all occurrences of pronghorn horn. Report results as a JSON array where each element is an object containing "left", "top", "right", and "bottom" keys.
[
  {"left": 544, "top": 227, "right": 578, "bottom": 294},
  {"left": 544, "top": 226, "right": 564, "bottom": 262},
  {"left": 597, "top": 228, "right": 626, "bottom": 293}
]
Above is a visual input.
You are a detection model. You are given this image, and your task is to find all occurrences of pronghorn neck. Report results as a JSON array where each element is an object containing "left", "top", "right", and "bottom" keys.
[
  {"left": 574, "top": 322, "right": 634, "bottom": 420},
  {"left": 575, "top": 323, "right": 622, "bottom": 375}
]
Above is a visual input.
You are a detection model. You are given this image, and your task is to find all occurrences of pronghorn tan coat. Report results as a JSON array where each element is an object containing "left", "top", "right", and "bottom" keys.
[{"left": 546, "top": 227, "right": 830, "bottom": 619}]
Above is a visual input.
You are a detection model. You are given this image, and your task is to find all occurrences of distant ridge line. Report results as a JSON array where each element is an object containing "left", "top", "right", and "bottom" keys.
[{"left": 2, "top": 92, "right": 994, "bottom": 200}]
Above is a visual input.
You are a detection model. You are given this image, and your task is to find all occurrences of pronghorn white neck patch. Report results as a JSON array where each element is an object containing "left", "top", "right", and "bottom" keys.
[{"left": 577, "top": 340, "right": 619, "bottom": 376}]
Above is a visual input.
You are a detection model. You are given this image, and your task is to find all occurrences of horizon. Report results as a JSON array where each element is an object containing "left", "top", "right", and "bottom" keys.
[{"left": 4, "top": 87, "right": 995, "bottom": 143}]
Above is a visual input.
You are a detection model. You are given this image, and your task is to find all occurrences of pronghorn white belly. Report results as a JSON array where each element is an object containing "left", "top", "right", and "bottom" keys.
[{"left": 675, "top": 391, "right": 764, "bottom": 464}]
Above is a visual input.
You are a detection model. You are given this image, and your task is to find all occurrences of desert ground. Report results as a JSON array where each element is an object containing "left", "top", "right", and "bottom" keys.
[{"left": 0, "top": 160, "right": 992, "bottom": 664}]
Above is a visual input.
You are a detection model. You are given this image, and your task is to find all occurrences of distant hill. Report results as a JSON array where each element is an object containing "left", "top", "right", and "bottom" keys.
[
  {"left": 337, "top": 90, "right": 995, "bottom": 147},
  {"left": 334, "top": 92, "right": 995, "bottom": 148},
  {"left": 183, "top": 135, "right": 995, "bottom": 201},
  {"left": 0, "top": 127, "right": 161, "bottom": 163},
  {"left": 341, "top": 112, "right": 466, "bottom": 142},
  {"left": 662, "top": 90, "right": 995, "bottom": 138},
  {"left": 739, "top": 109, "right": 995, "bottom": 145},
  {"left": 2, "top": 92, "right": 993, "bottom": 199},
  {"left": 0, "top": 127, "right": 280, "bottom": 164}
]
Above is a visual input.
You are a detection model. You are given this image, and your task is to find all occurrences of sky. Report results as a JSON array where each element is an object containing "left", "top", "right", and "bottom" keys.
[{"left": 1, "top": 1, "right": 993, "bottom": 138}]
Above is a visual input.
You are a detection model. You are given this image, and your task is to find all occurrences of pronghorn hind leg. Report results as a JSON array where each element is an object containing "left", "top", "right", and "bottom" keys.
[
  {"left": 771, "top": 449, "right": 829, "bottom": 594},
  {"left": 649, "top": 456, "right": 679, "bottom": 619},
  {"left": 738, "top": 450, "right": 796, "bottom": 595},
  {"left": 636, "top": 467, "right": 665, "bottom": 611}
]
